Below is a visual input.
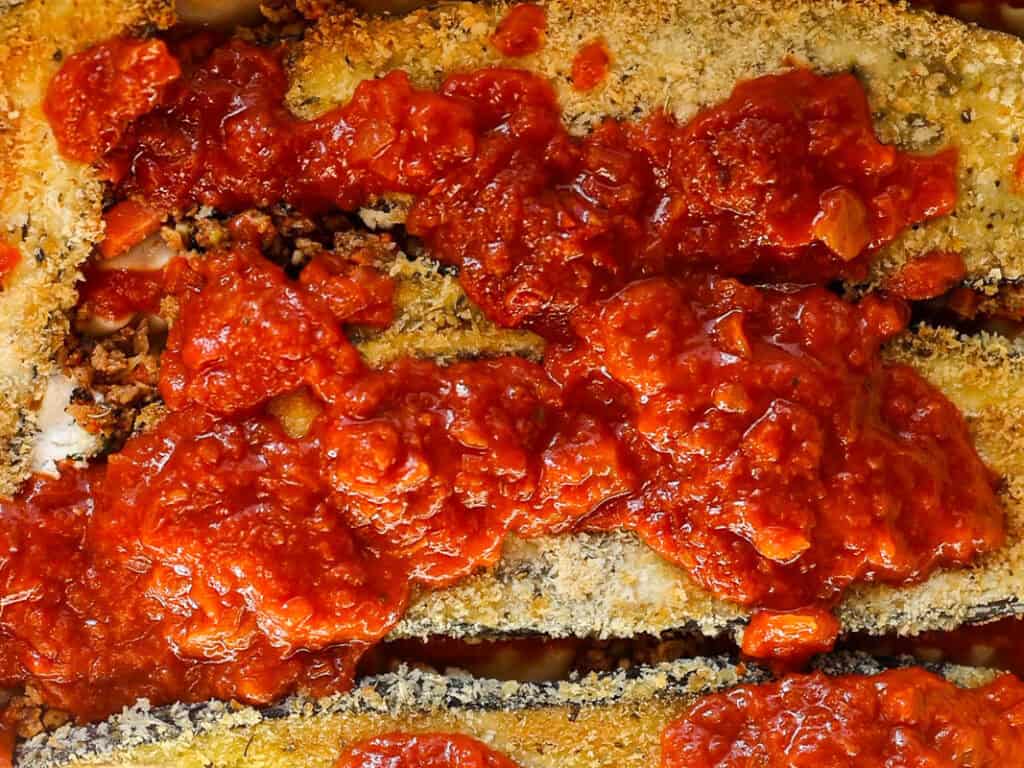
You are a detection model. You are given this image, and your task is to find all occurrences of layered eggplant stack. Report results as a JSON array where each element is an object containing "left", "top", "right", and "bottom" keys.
[{"left": 4, "top": 0, "right": 1024, "bottom": 765}]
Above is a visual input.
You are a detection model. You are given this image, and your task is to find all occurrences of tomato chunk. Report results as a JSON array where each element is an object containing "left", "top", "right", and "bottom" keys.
[
  {"left": 335, "top": 734, "right": 520, "bottom": 768},
  {"left": 98, "top": 198, "right": 167, "bottom": 260},
  {"left": 491, "top": 4, "right": 547, "bottom": 57},
  {"left": 43, "top": 37, "right": 180, "bottom": 163},
  {"left": 0, "top": 242, "right": 20, "bottom": 285},
  {"left": 571, "top": 39, "right": 611, "bottom": 92}
]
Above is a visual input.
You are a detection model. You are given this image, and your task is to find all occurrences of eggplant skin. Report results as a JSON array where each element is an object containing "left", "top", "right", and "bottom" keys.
[{"left": 16, "top": 653, "right": 998, "bottom": 768}]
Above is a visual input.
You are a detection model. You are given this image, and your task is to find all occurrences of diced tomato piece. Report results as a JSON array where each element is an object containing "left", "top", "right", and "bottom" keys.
[
  {"left": 571, "top": 39, "right": 611, "bottom": 92},
  {"left": 741, "top": 608, "right": 841, "bottom": 661},
  {"left": 491, "top": 4, "right": 547, "bottom": 57},
  {"left": 99, "top": 198, "right": 167, "bottom": 260}
]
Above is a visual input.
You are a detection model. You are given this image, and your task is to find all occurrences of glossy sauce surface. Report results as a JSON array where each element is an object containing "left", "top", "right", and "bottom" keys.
[
  {"left": 571, "top": 39, "right": 610, "bottom": 91},
  {"left": 77, "top": 262, "right": 165, "bottom": 320},
  {"left": 662, "top": 668, "right": 1024, "bottom": 768},
  {"left": 7, "top": 32, "right": 1001, "bottom": 721},
  {"left": 64, "top": 35, "right": 958, "bottom": 329},
  {"left": 334, "top": 734, "right": 520, "bottom": 768}
]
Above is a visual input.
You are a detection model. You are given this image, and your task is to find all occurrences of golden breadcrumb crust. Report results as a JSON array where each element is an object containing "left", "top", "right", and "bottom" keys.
[
  {"left": 16, "top": 655, "right": 998, "bottom": 768},
  {"left": 346, "top": 254, "right": 1024, "bottom": 642},
  {"left": 0, "top": 0, "right": 175, "bottom": 496},
  {"left": 285, "top": 0, "right": 1024, "bottom": 641}
]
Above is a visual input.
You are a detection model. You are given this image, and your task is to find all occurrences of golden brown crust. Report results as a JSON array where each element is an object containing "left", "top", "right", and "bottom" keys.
[
  {"left": 842, "top": 327, "right": 1024, "bottom": 634},
  {"left": 19, "top": 657, "right": 754, "bottom": 768},
  {"left": 0, "top": 0, "right": 175, "bottom": 496},
  {"left": 16, "top": 655, "right": 997, "bottom": 768},
  {"left": 354, "top": 256, "right": 544, "bottom": 367},
  {"left": 280, "top": 0, "right": 1024, "bottom": 640}
]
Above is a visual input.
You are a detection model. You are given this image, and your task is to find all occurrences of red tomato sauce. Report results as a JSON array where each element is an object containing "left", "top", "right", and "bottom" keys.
[
  {"left": 884, "top": 250, "right": 966, "bottom": 300},
  {"left": 558, "top": 276, "right": 1001, "bottom": 609},
  {"left": 662, "top": 668, "right": 1024, "bottom": 768},
  {"left": 0, "top": 251, "right": 1001, "bottom": 718},
  {"left": 77, "top": 263, "right": 165, "bottom": 320},
  {"left": 0, "top": 243, "right": 20, "bottom": 285},
  {"left": 571, "top": 39, "right": 610, "bottom": 91},
  {"left": 334, "top": 734, "right": 520, "bottom": 768},
  {"left": 491, "top": 4, "right": 547, "bottom": 57},
  {"left": 0, "top": 464, "right": 367, "bottom": 722},
  {"left": 407, "top": 67, "right": 957, "bottom": 329},
  {"left": 49, "top": 40, "right": 957, "bottom": 329},
  {"left": 8, "top": 34, "right": 1001, "bottom": 721},
  {"left": 739, "top": 608, "right": 841, "bottom": 662},
  {"left": 43, "top": 38, "right": 181, "bottom": 163}
]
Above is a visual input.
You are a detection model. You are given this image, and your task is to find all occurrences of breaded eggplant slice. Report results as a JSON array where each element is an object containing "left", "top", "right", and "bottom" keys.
[
  {"left": 288, "top": 0, "right": 1024, "bottom": 294},
  {"left": 334, "top": 260, "right": 1024, "bottom": 641},
  {"left": 0, "top": 0, "right": 175, "bottom": 496},
  {"left": 15, "top": 653, "right": 1001, "bottom": 768},
  {"left": 3, "top": 0, "right": 1024, "bottom": 645},
  {"left": 6, "top": 0, "right": 1024, "bottom": 495},
  {"left": 384, "top": 323, "right": 1024, "bottom": 641}
]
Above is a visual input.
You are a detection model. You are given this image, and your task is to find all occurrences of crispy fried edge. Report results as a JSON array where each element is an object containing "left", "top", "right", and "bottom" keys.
[
  {"left": 0, "top": 0, "right": 175, "bottom": 496},
  {"left": 17, "top": 654, "right": 1001, "bottom": 768}
]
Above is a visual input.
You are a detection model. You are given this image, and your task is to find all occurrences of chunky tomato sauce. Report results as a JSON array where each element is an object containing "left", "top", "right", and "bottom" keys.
[
  {"left": 0, "top": 465, "right": 368, "bottom": 722},
  {"left": 47, "top": 36, "right": 957, "bottom": 329},
  {"left": 6, "top": 33, "right": 998, "bottom": 722},
  {"left": 77, "top": 263, "right": 165, "bottom": 320},
  {"left": 663, "top": 668, "right": 1024, "bottom": 768},
  {"left": 571, "top": 39, "right": 610, "bottom": 91},
  {"left": 43, "top": 38, "right": 181, "bottom": 163},
  {"left": 334, "top": 734, "right": 519, "bottom": 768}
]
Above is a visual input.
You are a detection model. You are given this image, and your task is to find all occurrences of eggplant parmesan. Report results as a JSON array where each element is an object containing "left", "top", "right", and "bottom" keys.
[{"left": 3, "top": 0, "right": 1024, "bottom": 764}]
